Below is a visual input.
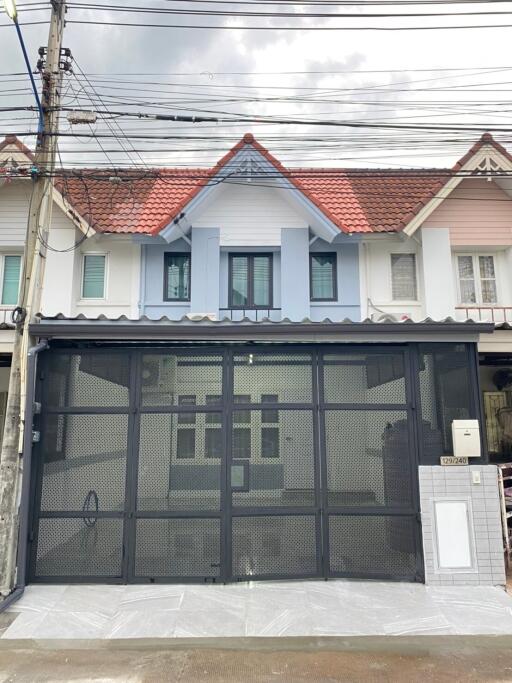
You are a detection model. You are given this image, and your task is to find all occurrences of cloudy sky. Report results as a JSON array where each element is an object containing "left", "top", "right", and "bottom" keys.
[{"left": 2, "top": 1, "right": 512, "bottom": 168}]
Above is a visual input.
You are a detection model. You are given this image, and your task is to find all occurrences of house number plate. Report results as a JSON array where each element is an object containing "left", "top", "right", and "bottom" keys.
[{"left": 440, "top": 456, "right": 469, "bottom": 466}]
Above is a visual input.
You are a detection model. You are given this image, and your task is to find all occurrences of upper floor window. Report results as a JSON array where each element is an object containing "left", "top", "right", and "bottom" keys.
[
  {"left": 229, "top": 254, "right": 272, "bottom": 309},
  {"left": 391, "top": 253, "right": 417, "bottom": 301},
  {"left": 310, "top": 253, "right": 337, "bottom": 302},
  {"left": 82, "top": 254, "right": 106, "bottom": 299},
  {"left": 457, "top": 254, "right": 497, "bottom": 305},
  {"left": 1, "top": 254, "right": 21, "bottom": 306},
  {"left": 164, "top": 252, "right": 191, "bottom": 302}
]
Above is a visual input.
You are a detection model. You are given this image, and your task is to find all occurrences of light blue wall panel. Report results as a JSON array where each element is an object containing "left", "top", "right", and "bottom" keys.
[
  {"left": 281, "top": 228, "right": 310, "bottom": 321},
  {"left": 190, "top": 227, "right": 220, "bottom": 317},
  {"left": 309, "top": 239, "right": 361, "bottom": 321},
  {"left": 140, "top": 234, "right": 361, "bottom": 322},
  {"left": 141, "top": 238, "right": 191, "bottom": 320}
]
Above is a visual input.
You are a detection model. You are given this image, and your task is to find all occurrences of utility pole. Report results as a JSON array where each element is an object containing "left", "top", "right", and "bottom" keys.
[{"left": 0, "top": 0, "right": 68, "bottom": 599}]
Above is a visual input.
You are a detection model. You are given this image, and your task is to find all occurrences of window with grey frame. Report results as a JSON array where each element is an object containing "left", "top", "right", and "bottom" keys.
[
  {"left": 229, "top": 254, "right": 273, "bottom": 309},
  {"left": 391, "top": 253, "right": 417, "bottom": 301},
  {"left": 164, "top": 252, "right": 191, "bottom": 302},
  {"left": 310, "top": 252, "right": 337, "bottom": 301}
]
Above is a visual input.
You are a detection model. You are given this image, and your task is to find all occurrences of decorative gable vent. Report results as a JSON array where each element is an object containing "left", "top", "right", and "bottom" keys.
[
  {"left": 474, "top": 155, "right": 502, "bottom": 175},
  {"left": 228, "top": 148, "right": 270, "bottom": 182}
]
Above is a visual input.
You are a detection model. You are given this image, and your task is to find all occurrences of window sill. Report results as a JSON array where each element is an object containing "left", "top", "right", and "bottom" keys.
[{"left": 146, "top": 301, "right": 191, "bottom": 308}]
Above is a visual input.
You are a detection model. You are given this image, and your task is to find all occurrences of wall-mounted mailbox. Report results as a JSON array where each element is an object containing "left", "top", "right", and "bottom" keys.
[{"left": 452, "top": 419, "right": 481, "bottom": 458}]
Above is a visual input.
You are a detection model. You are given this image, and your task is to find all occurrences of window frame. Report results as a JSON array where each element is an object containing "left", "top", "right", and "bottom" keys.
[
  {"left": 228, "top": 253, "right": 273, "bottom": 310},
  {"left": 0, "top": 253, "right": 22, "bottom": 307},
  {"left": 163, "top": 251, "right": 191, "bottom": 303},
  {"left": 390, "top": 252, "right": 418, "bottom": 302},
  {"left": 81, "top": 252, "right": 107, "bottom": 301},
  {"left": 309, "top": 252, "right": 338, "bottom": 302},
  {"left": 456, "top": 253, "right": 499, "bottom": 306}
]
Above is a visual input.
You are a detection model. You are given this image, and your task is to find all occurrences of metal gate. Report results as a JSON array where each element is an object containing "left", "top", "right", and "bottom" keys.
[{"left": 28, "top": 345, "right": 423, "bottom": 583}]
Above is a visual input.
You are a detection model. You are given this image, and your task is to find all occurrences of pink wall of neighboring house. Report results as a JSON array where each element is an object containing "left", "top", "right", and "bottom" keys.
[{"left": 423, "top": 178, "right": 512, "bottom": 245}]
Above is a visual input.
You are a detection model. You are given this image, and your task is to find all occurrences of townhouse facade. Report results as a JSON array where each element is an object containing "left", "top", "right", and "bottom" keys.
[{"left": 0, "top": 132, "right": 510, "bottom": 590}]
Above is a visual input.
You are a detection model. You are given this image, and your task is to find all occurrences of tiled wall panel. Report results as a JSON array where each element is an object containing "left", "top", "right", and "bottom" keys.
[{"left": 419, "top": 465, "right": 506, "bottom": 586}]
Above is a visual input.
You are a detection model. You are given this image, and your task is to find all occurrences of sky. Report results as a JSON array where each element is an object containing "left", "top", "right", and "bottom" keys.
[{"left": 2, "top": 1, "right": 512, "bottom": 169}]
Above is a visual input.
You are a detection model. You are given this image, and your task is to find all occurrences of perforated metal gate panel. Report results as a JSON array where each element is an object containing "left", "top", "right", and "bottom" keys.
[{"left": 30, "top": 345, "right": 424, "bottom": 583}]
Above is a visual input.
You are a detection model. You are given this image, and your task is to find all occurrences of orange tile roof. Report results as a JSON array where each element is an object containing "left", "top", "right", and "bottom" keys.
[{"left": 41, "top": 132, "right": 501, "bottom": 235}]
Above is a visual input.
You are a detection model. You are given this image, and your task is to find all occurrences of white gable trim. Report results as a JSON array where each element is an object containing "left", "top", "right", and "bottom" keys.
[
  {"left": 52, "top": 186, "right": 94, "bottom": 236},
  {"left": 403, "top": 144, "right": 512, "bottom": 237},
  {"left": 159, "top": 146, "right": 341, "bottom": 244}
]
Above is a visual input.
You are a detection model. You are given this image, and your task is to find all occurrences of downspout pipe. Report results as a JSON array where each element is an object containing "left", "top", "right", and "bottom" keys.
[{"left": 0, "top": 339, "right": 48, "bottom": 614}]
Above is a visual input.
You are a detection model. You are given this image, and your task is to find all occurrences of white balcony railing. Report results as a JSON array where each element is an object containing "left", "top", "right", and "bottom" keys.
[
  {"left": 455, "top": 306, "right": 512, "bottom": 323},
  {"left": 0, "top": 307, "right": 15, "bottom": 326}
]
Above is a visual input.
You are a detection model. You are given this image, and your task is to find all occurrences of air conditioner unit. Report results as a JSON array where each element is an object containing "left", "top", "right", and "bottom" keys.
[{"left": 141, "top": 355, "right": 177, "bottom": 395}]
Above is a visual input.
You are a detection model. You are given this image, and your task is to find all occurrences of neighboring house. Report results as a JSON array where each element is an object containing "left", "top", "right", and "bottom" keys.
[{"left": 0, "top": 132, "right": 509, "bottom": 590}]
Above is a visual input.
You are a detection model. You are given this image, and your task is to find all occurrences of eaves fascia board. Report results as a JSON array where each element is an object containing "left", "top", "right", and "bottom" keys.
[{"left": 28, "top": 320, "right": 494, "bottom": 341}]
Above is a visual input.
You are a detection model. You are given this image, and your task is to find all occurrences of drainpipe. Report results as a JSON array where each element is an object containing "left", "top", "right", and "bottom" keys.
[{"left": 0, "top": 339, "right": 48, "bottom": 613}]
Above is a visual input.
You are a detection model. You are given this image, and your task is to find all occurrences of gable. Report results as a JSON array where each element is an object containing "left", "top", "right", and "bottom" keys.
[
  {"left": 159, "top": 139, "right": 342, "bottom": 243},
  {"left": 423, "top": 178, "right": 512, "bottom": 246},
  {"left": 191, "top": 182, "right": 308, "bottom": 246},
  {"left": 403, "top": 134, "right": 512, "bottom": 237}
]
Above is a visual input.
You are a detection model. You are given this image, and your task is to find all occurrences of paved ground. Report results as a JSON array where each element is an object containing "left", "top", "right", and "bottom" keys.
[
  {"left": 3, "top": 580, "right": 512, "bottom": 638},
  {"left": 1, "top": 637, "right": 512, "bottom": 682}
]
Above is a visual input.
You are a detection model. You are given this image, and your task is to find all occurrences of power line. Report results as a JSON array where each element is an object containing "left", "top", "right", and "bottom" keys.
[{"left": 65, "top": 18, "right": 512, "bottom": 30}]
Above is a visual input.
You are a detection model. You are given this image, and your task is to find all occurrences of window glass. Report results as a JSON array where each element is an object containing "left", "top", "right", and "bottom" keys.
[
  {"left": 457, "top": 255, "right": 477, "bottom": 304},
  {"left": 82, "top": 254, "right": 106, "bottom": 299},
  {"left": 310, "top": 253, "right": 336, "bottom": 300},
  {"left": 206, "top": 395, "right": 222, "bottom": 424},
  {"left": 233, "top": 427, "right": 251, "bottom": 458},
  {"left": 231, "top": 256, "right": 249, "bottom": 307},
  {"left": 261, "top": 394, "right": 278, "bottom": 423},
  {"left": 1, "top": 255, "right": 21, "bottom": 305},
  {"left": 391, "top": 254, "right": 417, "bottom": 301},
  {"left": 177, "top": 396, "right": 196, "bottom": 424},
  {"left": 479, "top": 256, "right": 497, "bottom": 304},
  {"left": 176, "top": 429, "right": 195, "bottom": 459},
  {"left": 253, "top": 256, "right": 271, "bottom": 306},
  {"left": 165, "top": 253, "right": 190, "bottom": 301},
  {"left": 261, "top": 427, "right": 280, "bottom": 458},
  {"left": 234, "top": 395, "right": 251, "bottom": 424},
  {"left": 205, "top": 428, "right": 222, "bottom": 459}
]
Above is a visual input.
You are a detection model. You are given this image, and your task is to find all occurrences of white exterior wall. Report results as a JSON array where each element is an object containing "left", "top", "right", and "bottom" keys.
[
  {"left": 41, "top": 214, "right": 141, "bottom": 319},
  {"left": 362, "top": 236, "right": 425, "bottom": 321},
  {"left": 192, "top": 183, "right": 308, "bottom": 246},
  {"left": 73, "top": 236, "right": 140, "bottom": 319},
  {"left": 421, "top": 228, "right": 457, "bottom": 320}
]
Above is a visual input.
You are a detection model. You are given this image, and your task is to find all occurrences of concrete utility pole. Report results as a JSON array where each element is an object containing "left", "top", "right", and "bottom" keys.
[{"left": 0, "top": 0, "right": 68, "bottom": 599}]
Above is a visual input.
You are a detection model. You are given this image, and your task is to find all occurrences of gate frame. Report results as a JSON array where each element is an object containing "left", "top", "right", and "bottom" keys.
[{"left": 27, "top": 342, "right": 427, "bottom": 584}]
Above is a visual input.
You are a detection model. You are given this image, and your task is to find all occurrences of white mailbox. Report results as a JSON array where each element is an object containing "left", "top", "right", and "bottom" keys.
[{"left": 451, "top": 419, "right": 481, "bottom": 458}]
